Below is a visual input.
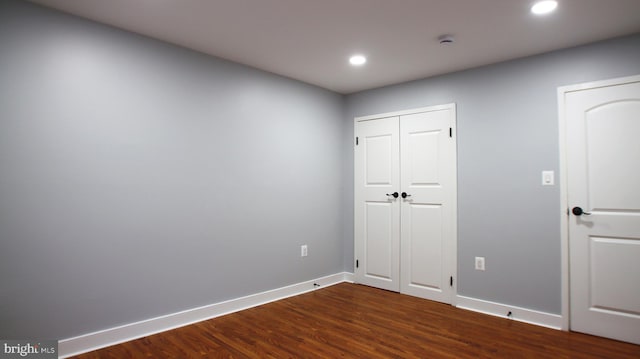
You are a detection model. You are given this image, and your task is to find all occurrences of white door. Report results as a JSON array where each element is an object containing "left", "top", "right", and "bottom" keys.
[
  {"left": 563, "top": 75, "right": 640, "bottom": 345},
  {"left": 354, "top": 104, "right": 457, "bottom": 304},
  {"left": 400, "top": 108, "right": 456, "bottom": 303},
  {"left": 354, "top": 116, "right": 400, "bottom": 292}
]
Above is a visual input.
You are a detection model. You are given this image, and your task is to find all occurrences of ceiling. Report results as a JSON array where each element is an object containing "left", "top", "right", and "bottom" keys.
[{"left": 27, "top": 0, "right": 640, "bottom": 94}]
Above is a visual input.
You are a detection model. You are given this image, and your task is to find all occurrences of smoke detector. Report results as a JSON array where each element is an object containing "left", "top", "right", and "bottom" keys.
[{"left": 438, "top": 34, "right": 455, "bottom": 45}]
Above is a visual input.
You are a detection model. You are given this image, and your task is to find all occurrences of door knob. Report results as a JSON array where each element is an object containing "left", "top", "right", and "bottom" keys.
[
  {"left": 572, "top": 207, "right": 592, "bottom": 216},
  {"left": 386, "top": 192, "right": 399, "bottom": 198},
  {"left": 401, "top": 192, "right": 412, "bottom": 199}
]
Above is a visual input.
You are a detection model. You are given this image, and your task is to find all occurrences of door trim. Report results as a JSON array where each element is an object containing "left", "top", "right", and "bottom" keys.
[
  {"left": 354, "top": 104, "right": 456, "bottom": 122},
  {"left": 557, "top": 74, "right": 640, "bottom": 331},
  {"left": 354, "top": 103, "right": 458, "bottom": 305}
]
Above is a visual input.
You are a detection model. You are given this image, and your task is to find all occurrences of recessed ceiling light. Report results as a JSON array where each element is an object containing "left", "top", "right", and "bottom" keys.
[
  {"left": 349, "top": 55, "right": 367, "bottom": 66},
  {"left": 531, "top": 1, "right": 558, "bottom": 15}
]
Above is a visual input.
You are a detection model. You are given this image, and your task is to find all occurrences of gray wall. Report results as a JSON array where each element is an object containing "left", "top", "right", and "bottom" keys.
[
  {"left": 3, "top": 0, "right": 640, "bottom": 343},
  {"left": 344, "top": 33, "right": 640, "bottom": 314},
  {"left": 0, "top": 0, "right": 345, "bottom": 339}
]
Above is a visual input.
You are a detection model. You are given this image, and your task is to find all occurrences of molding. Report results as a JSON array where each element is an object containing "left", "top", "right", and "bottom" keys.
[
  {"left": 59, "top": 272, "right": 353, "bottom": 358},
  {"left": 58, "top": 273, "right": 568, "bottom": 358},
  {"left": 557, "top": 83, "right": 571, "bottom": 331},
  {"left": 342, "top": 272, "right": 355, "bottom": 283},
  {"left": 557, "top": 74, "right": 640, "bottom": 94},
  {"left": 456, "top": 295, "right": 562, "bottom": 330},
  {"left": 354, "top": 103, "right": 456, "bottom": 123}
]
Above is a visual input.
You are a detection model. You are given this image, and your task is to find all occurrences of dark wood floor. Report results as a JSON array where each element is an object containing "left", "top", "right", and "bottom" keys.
[{"left": 72, "top": 283, "right": 640, "bottom": 358}]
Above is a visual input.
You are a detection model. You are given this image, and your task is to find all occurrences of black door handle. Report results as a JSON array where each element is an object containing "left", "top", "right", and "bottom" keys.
[
  {"left": 401, "top": 192, "right": 412, "bottom": 199},
  {"left": 386, "top": 192, "right": 399, "bottom": 199},
  {"left": 572, "top": 207, "right": 592, "bottom": 216}
]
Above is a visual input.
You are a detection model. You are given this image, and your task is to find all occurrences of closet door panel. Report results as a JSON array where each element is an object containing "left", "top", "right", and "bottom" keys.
[
  {"left": 354, "top": 116, "right": 400, "bottom": 292},
  {"left": 400, "top": 108, "right": 456, "bottom": 304}
]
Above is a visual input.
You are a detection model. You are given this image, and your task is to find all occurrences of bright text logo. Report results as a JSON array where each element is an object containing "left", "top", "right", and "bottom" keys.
[{"left": 1, "top": 340, "right": 57, "bottom": 358}]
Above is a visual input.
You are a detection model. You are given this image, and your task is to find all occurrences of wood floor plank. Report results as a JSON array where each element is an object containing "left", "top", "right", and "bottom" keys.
[{"left": 71, "top": 283, "right": 640, "bottom": 358}]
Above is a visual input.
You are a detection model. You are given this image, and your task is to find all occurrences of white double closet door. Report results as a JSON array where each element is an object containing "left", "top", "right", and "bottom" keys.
[{"left": 354, "top": 104, "right": 457, "bottom": 304}]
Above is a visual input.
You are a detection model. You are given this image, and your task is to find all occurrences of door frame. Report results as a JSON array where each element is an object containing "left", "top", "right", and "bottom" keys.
[
  {"left": 557, "top": 74, "right": 640, "bottom": 331},
  {"left": 354, "top": 103, "right": 458, "bottom": 304}
]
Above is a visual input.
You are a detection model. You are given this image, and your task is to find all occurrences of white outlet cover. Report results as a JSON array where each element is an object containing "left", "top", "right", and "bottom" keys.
[{"left": 475, "top": 256, "right": 485, "bottom": 271}]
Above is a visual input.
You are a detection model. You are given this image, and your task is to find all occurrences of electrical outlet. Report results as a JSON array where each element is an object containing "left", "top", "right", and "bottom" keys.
[
  {"left": 475, "top": 256, "right": 485, "bottom": 271},
  {"left": 301, "top": 245, "right": 308, "bottom": 257}
]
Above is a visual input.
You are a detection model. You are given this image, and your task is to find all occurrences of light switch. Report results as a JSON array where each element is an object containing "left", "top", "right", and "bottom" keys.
[{"left": 542, "top": 171, "right": 554, "bottom": 186}]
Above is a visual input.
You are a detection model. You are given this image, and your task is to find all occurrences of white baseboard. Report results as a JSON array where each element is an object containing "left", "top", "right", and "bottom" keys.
[
  {"left": 456, "top": 295, "right": 563, "bottom": 330},
  {"left": 59, "top": 272, "right": 353, "bottom": 358},
  {"left": 60, "top": 274, "right": 564, "bottom": 358}
]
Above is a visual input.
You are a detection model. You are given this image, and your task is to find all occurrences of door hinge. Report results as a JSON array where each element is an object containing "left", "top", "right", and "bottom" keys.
[
  {"left": 449, "top": 128, "right": 452, "bottom": 138},
  {"left": 356, "top": 137, "right": 359, "bottom": 145},
  {"left": 450, "top": 276, "right": 453, "bottom": 287},
  {"left": 356, "top": 259, "right": 359, "bottom": 268}
]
